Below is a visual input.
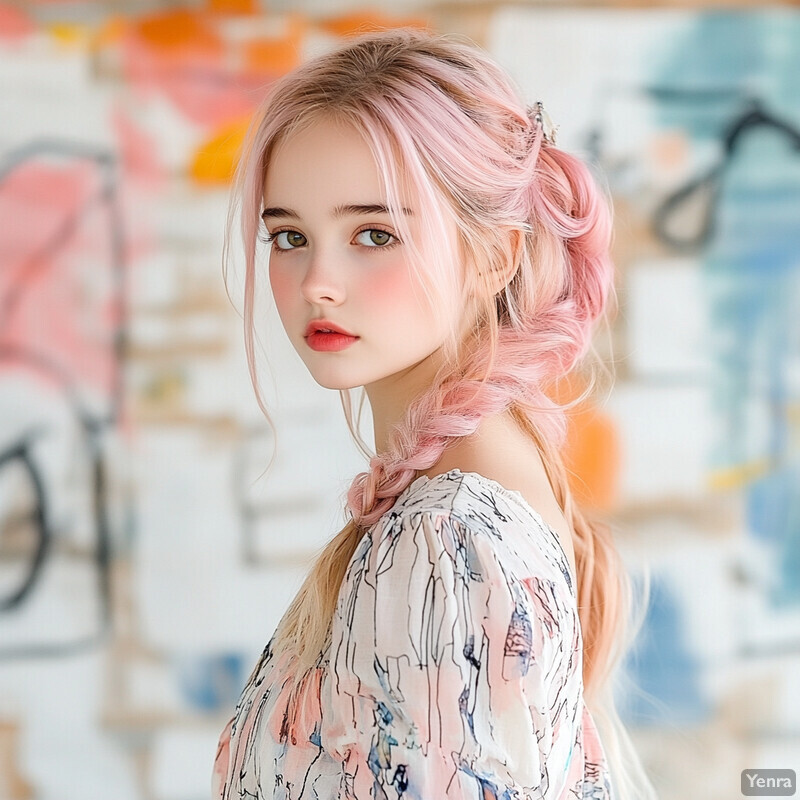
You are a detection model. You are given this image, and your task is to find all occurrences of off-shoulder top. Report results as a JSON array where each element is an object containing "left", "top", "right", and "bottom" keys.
[{"left": 212, "top": 468, "right": 614, "bottom": 799}]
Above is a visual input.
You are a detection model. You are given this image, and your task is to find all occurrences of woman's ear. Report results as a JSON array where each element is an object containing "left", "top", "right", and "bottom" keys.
[
  {"left": 508, "top": 227, "right": 524, "bottom": 279},
  {"left": 482, "top": 228, "right": 523, "bottom": 296}
]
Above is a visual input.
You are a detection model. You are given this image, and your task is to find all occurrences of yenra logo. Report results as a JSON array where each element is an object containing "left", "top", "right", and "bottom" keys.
[{"left": 741, "top": 769, "right": 796, "bottom": 796}]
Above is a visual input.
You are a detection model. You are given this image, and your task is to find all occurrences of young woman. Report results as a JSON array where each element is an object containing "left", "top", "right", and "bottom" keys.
[{"left": 213, "top": 27, "right": 656, "bottom": 800}]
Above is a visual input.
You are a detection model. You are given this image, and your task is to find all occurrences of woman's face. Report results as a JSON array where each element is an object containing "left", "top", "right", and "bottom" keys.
[{"left": 262, "top": 116, "right": 466, "bottom": 395}]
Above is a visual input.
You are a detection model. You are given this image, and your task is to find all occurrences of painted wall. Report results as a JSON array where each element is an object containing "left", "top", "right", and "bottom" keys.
[{"left": 0, "top": 4, "right": 797, "bottom": 799}]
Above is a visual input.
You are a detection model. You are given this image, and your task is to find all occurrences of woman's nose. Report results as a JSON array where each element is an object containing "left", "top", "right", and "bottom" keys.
[{"left": 299, "top": 247, "right": 347, "bottom": 304}]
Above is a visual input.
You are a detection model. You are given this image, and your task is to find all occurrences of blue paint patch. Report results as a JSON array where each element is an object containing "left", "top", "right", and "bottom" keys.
[
  {"left": 173, "top": 651, "right": 246, "bottom": 713},
  {"left": 747, "top": 463, "right": 800, "bottom": 607},
  {"left": 619, "top": 576, "right": 709, "bottom": 726}
]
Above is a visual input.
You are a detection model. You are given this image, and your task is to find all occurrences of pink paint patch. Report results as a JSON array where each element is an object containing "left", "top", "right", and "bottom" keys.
[
  {"left": 117, "top": 12, "right": 276, "bottom": 128},
  {"left": 108, "top": 101, "right": 160, "bottom": 268},
  {"left": 121, "top": 39, "right": 272, "bottom": 127},
  {"left": 0, "top": 4, "right": 35, "bottom": 41},
  {"left": 111, "top": 104, "right": 165, "bottom": 190},
  {"left": 0, "top": 158, "right": 122, "bottom": 402}
]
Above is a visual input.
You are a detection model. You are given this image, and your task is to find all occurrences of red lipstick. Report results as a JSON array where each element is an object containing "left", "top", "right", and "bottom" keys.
[{"left": 305, "top": 318, "right": 359, "bottom": 352}]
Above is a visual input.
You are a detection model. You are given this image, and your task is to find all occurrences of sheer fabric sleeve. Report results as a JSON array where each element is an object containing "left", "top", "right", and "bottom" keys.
[{"left": 320, "top": 507, "right": 582, "bottom": 800}]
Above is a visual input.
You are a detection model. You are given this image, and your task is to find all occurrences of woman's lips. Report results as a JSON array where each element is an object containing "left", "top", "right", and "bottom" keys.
[{"left": 306, "top": 331, "right": 359, "bottom": 351}]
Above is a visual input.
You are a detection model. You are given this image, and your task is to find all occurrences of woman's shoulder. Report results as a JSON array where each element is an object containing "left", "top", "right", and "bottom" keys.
[
  {"left": 379, "top": 467, "right": 576, "bottom": 598},
  {"left": 391, "top": 467, "right": 547, "bottom": 528},
  {"left": 405, "top": 410, "right": 577, "bottom": 576}
]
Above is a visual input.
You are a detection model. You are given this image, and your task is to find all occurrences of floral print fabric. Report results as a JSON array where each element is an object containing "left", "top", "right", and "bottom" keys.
[{"left": 212, "top": 468, "right": 614, "bottom": 799}]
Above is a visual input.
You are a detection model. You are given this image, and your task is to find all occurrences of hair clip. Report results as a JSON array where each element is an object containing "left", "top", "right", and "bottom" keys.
[{"left": 529, "top": 100, "right": 559, "bottom": 146}]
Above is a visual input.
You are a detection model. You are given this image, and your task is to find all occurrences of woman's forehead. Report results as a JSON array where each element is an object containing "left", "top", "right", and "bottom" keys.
[{"left": 262, "top": 119, "right": 418, "bottom": 215}]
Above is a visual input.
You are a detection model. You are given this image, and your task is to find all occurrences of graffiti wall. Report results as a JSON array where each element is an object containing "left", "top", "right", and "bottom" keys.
[{"left": 0, "top": 3, "right": 797, "bottom": 799}]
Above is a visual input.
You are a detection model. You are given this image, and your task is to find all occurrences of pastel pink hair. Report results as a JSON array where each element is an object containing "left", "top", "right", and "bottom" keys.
[{"left": 224, "top": 27, "right": 654, "bottom": 800}]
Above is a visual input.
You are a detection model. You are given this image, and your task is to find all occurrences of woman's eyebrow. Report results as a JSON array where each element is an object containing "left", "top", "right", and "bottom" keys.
[{"left": 260, "top": 203, "right": 413, "bottom": 221}]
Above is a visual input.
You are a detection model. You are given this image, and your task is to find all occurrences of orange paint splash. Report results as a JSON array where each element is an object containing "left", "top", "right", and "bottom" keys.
[
  {"left": 119, "top": 7, "right": 299, "bottom": 129},
  {"left": 190, "top": 115, "right": 251, "bottom": 186},
  {"left": 318, "top": 11, "right": 432, "bottom": 38},
  {"left": 551, "top": 372, "right": 621, "bottom": 512},
  {"left": 206, "top": 0, "right": 257, "bottom": 14}
]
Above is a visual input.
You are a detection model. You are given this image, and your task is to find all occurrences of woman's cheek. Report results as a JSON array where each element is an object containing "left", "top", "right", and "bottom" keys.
[
  {"left": 362, "top": 264, "right": 414, "bottom": 313},
  {"left": 269, "top": 264, "right": 293, "bottom": 308}
]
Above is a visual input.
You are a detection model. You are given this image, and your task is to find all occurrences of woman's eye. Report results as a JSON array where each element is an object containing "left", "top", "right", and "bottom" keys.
[
  {"left": 355, "top": 229, "right": 397, "bottom": 247},
  {"left": 262, "top": 228, "right": 398, "bottom": 251},
  {"left": 272, "top": 230, "right": 306, "bottom": 250}
]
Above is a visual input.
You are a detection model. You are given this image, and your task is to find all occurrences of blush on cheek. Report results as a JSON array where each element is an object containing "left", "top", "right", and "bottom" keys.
[
  {"left": 268, "top": 267, "right": 299, "bottom": 335},
  {"left": 364, "top": 267, "right": 442, "bottom": 350},
  {"left": 269, "top": 266, "right": 293, "bottom": 305},
  {"left": 364, "top": 266, "right": 417, "bottom": 304}
]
